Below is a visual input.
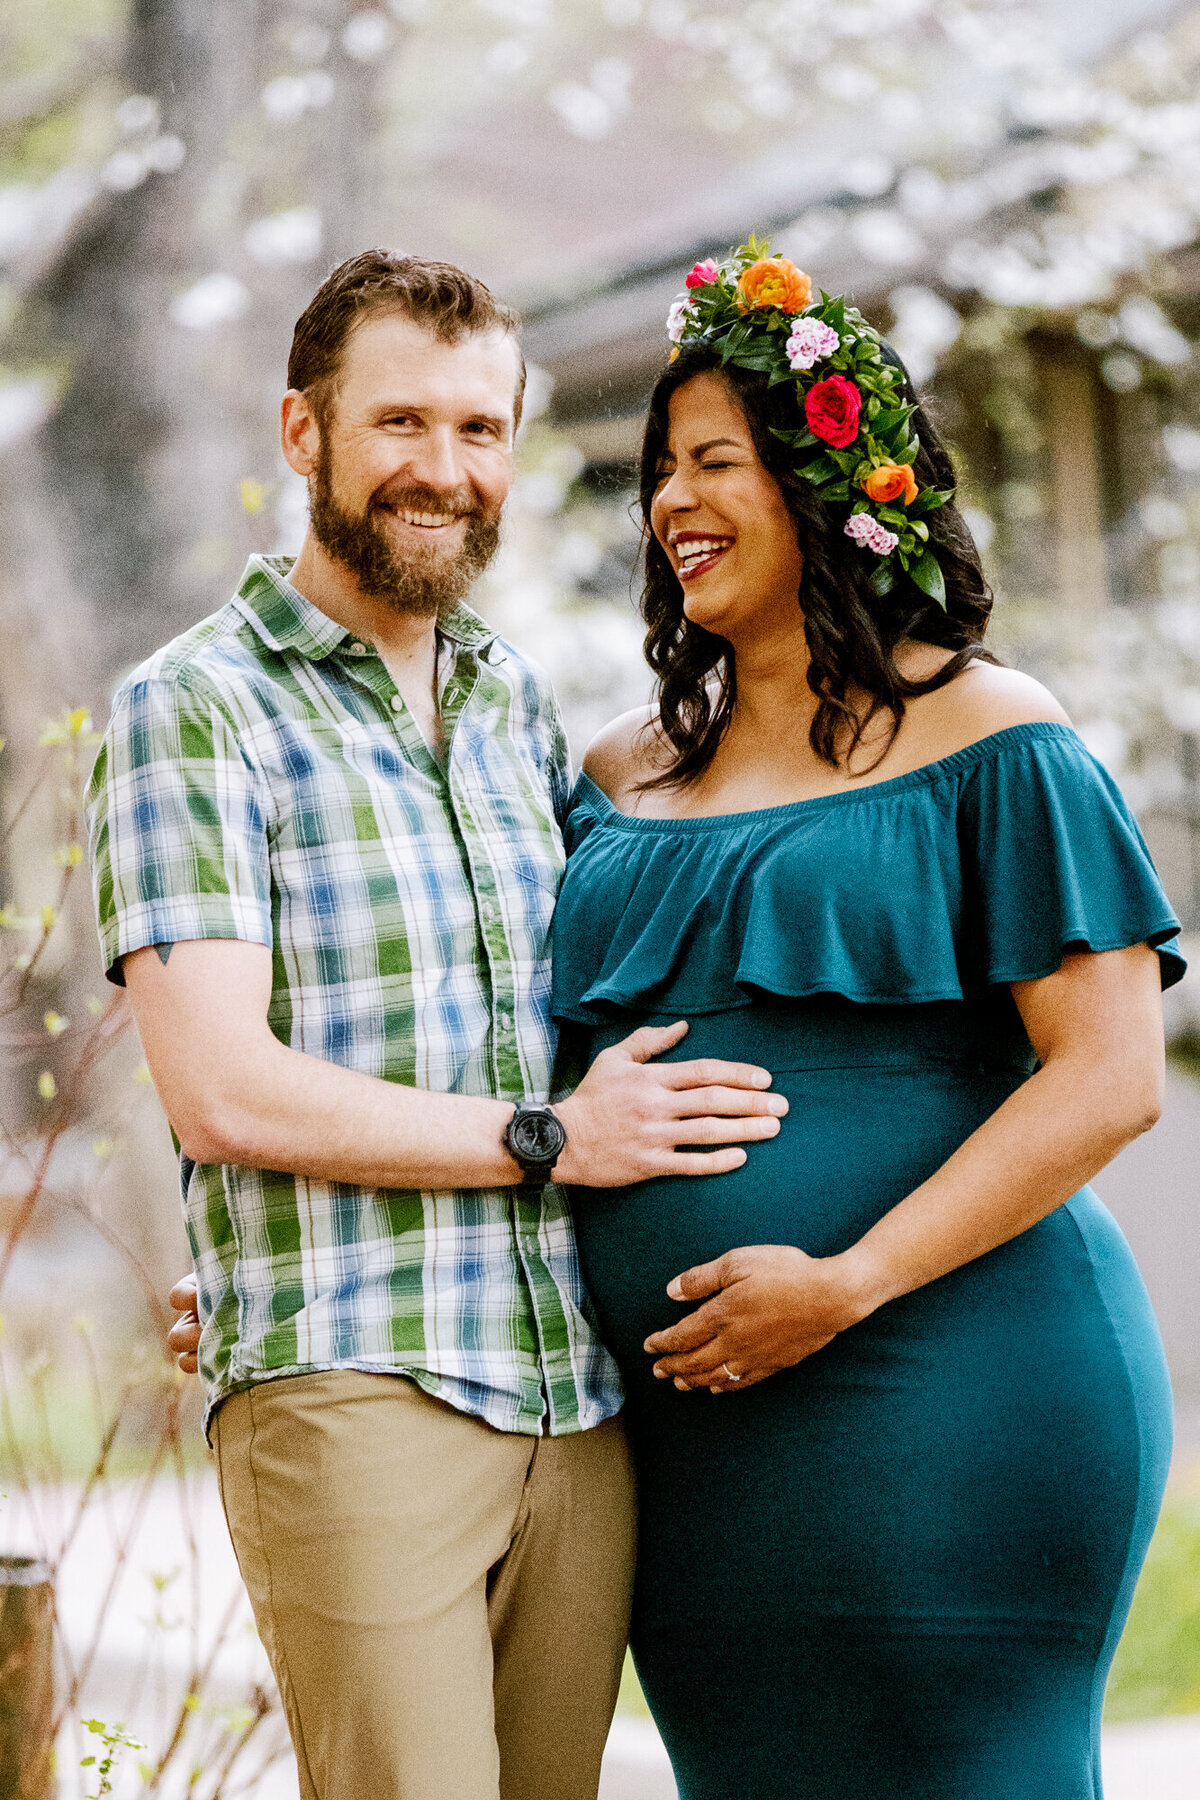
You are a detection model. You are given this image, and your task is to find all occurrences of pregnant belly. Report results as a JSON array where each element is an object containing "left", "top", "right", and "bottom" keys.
[
  {"left": 570, "top": 1051, "right": 1022, "bottom": 1370},
  {"left": 567, "top": 1008, "right": 1172, "bottom": 1642}
]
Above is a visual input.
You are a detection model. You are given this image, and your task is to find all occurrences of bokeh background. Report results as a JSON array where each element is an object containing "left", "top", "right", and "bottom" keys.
[{"left": 2, "top": 2, "right": 1200, "bottom": 1795}]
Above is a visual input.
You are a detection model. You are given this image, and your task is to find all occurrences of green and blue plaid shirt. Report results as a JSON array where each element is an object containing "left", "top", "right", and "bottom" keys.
[{"left": 87, "top": 555, "right": 622, "bottom": 1437}]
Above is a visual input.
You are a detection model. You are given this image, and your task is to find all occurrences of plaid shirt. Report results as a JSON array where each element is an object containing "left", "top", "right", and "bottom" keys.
[{"left": 87, "top": 555, "right": 622, "bottom": 1438}]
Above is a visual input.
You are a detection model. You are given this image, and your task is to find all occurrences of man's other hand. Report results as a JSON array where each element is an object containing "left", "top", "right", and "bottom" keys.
[{"left": 168, "top": 1272, "right": 202, "bottom": 1375}]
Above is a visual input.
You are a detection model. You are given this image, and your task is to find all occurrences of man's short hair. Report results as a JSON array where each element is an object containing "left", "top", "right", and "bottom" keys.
[{"left": 288, "top": 249, "right": 526, "bottom": 428}]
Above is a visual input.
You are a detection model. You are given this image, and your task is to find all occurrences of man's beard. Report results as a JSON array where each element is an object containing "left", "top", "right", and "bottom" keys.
[{"left": 308, "top": 442, "right": 501, "bottom": 618}]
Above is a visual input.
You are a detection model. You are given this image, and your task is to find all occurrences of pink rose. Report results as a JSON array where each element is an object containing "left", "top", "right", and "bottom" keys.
[
  {"left": 685, "top": 259, "right": 719, "bottom": 290},
  {"left": 805, "top": 374, "right": 862, "bottom": 449}
]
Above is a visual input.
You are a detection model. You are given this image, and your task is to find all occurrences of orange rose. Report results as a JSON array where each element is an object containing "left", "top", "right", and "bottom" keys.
[
  {"left": 736, "top": 257, "right": 813, "bottom": 314},
  {"left": 861, "top": 462, "right": 919, "bottom": 506}
]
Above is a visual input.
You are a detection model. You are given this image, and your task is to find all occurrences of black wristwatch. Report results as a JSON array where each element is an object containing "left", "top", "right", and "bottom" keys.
[{"left": 503, "top": 1102, "right": 567, "bottom": 1192}]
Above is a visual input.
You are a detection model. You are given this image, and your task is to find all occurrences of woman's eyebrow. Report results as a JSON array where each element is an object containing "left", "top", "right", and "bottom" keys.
[{"left": 688, "top": 437, "right": 744, "bottom": 457}]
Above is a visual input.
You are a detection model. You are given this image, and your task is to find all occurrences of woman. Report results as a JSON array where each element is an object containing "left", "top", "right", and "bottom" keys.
[{"left": 550, "top": 245, "right": 1183, "bottom": 1799}]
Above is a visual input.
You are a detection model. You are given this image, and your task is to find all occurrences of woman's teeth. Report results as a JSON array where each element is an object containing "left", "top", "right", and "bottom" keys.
[{"left": 676, "top": 539, "right": 731, "bottom": 574}]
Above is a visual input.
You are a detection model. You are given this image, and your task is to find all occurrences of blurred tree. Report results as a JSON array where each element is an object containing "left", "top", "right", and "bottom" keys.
[{"left": 16, "top": 1, "right": 381, "bottom": 681}]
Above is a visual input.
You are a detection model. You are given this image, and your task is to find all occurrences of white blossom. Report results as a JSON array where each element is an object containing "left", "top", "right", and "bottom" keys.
[
  {"left": 115, "top": 95, "right": 159, "bottom": 137},
  {"left": 101, "top": 151, "right": 148, "bottom": 193},
  {"left": 665, "top": 297, "right": 693, "bottom": 343},
  {"left": 845, "top": 514, "right": 898, "bottom": 556},
  {"left": 0, "top": 378, "right": 53, "bottom": 453},
  {"left": 261, "top": 71, "right": 334, "bottom": 123},
  {"left": 886, "top": 287, "right": 962, "bottom": 385},
  {"left": 785, "top": 319, "right": 840, "bottom": 370},
  {"left": 169, "top": 274, "right": 251, "bottom": 331},
  {"left": 1163, "top": 427, "right": 1200, "bottom": 473},
  {"left": 342, "top": 11, "right": 394, "bottom": 62},
  {"left": 244, "top": 207, "right": 323, "bottom": 268},
  {"left": 143, "top": 135, "right": 186, "bottom": 174}
]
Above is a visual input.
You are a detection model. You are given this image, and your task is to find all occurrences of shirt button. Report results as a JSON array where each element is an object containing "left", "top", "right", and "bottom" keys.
[
  {"left": 481, "top": 900, "right": 496, "bottom": 921},
  {"left": 390, "top": 695, "right": 405, "bottom": 713},
  {"left": 349, "top": 641, "right": 368, "bottom": 657},
  {"left": 497, "top": 1011, "right": 512, "bottom": 1031}
]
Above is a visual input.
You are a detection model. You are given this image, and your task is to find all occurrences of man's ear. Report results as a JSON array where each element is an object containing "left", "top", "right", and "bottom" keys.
[{"left": 281, "top": 388, "right": 322, "bottom": 477}]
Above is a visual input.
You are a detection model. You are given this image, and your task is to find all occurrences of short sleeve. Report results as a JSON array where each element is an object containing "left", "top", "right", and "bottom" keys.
[
  {"left": 959, "top": 727, "right": 1186, "bottom": 992},
  {"left": 86, "top": 673, "right": 272, "bottom": 985}
]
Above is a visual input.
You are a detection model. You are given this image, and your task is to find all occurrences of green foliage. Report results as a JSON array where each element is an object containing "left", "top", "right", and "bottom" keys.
[
  {"left": 908, "top": 549, "right": 947, "bottom": 607},
  {"left": 0, "top": 0, "right": 127, "bottom": 184},
  {"left": 80, "top": 1719, "right": 143, "bottom": 1799},
  {"left": 908, "top": 486, "right": 955, "bottom": 517}
]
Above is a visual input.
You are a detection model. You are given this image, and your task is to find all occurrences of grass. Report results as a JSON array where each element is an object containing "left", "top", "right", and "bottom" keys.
[
  {"left": 1107, "top": 1485, "right": 1200, "bottom": 1719},
  {"left": 617, "top": 1652, "right": 651, "bottom": 1718}
]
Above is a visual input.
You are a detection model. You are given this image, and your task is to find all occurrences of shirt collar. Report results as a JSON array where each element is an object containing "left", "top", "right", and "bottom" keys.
[{"left": 232, "top": 554, "right": 500, "bottom": 664}]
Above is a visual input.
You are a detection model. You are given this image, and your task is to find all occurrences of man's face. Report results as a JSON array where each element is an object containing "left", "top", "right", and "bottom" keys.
[{"left": 301, "top": 312, "right": 521, "bottom": 615}]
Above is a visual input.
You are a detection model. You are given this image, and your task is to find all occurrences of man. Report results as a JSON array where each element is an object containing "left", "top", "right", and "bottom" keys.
[{"left": 87, "top": 250, "right": 785, "bottom": 1800}]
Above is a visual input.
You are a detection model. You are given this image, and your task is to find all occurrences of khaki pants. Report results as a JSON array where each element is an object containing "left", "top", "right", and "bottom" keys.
[{"left": 212, "top": 1371, "right": 636, "bottom": 1800}]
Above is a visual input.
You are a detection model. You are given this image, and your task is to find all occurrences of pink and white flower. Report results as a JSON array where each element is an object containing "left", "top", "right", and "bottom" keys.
[
  {"left": 666, "top": 297, "right": 694, "bottom": 343},
  {"left": 845, "top": 513, "right": 899, "bottom": 556},
  {"left": 785, "top": 318, "right": 840, "bottom": 371},
  {"left": 685, "top": 258, "right": 719, "bottom": 290}
]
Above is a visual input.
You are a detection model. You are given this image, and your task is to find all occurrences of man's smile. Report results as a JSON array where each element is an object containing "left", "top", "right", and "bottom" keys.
[{"left": 377, "top": 503, "right": 468, "bottom": 532}]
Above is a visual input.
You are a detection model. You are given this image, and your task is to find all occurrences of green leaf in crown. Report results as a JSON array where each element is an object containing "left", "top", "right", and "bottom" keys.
[{"left": 665, "top": 238, "right": 955, "bottom": 606}]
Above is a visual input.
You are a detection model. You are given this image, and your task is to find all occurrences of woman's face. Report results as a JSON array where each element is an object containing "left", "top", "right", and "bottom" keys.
[{"left": 649, "top": 371, "right": 804, "bottom": 641}]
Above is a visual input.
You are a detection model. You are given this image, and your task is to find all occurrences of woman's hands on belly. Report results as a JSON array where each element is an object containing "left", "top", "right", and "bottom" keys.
[
  {"left": 643, "top": 1244, "right": 873, "bottom": 1393},
  {"left": 643, "top": 946, "right": 1168, "bottom": 1396}
]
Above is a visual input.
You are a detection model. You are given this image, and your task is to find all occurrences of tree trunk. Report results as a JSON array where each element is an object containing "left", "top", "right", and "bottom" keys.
[
  {"left": 31, "top": 0, "right": 377, "bottom": 686},
  {"left": 0, "top": 0, "right": 380, "bottom": 1314},
  {"left": 0, "top": 1557, "right": 54, "bottom": 1800}
]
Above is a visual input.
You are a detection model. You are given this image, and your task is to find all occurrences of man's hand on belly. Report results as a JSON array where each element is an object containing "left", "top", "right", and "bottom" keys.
[
  {"left": 555, "top": 1021, "right": 788, "bottom": 1188},
  {"left": 643, "top": 1245, "right": 873, "bottom": 1393}
]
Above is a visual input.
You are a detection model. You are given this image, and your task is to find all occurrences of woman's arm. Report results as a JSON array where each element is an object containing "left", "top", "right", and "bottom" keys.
[{"left": 645, "top": 942, "right": 1165, "bottom": 1390}]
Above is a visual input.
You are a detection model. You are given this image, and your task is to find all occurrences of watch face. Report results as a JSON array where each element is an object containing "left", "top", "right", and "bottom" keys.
[{"left": 512, "top": 1109, "right": 566, "bottom": 1163}]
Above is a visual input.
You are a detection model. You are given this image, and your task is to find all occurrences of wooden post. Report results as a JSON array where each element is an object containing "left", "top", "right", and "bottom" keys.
[
  {"left": 1042, "top": 348, "right": 1111, "bottom": 614},
  {"left": 0, "top": 1557, "right": 54, "bottom": 1800}
]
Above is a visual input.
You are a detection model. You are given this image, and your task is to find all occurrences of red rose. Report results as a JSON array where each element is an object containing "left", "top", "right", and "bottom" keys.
[{"left": 804, "top": 374, "right": 862, "bottom": 449}]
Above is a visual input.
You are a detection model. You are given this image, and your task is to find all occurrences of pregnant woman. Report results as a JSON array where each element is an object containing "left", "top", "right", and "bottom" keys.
[{"left": 551, "top": 244, "right": 1183, "bottom": 1799}]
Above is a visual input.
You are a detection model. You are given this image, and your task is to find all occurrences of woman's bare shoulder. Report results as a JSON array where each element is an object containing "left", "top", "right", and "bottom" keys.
[
  {"left": 930, "top": 660, "right": 1072, "bottom": 740},
  {"left": 582, "top": 703, "right": 666, "bottom": 804},
  {"left": 896, "top": 650, "right": 1071, "bottom": 762}
]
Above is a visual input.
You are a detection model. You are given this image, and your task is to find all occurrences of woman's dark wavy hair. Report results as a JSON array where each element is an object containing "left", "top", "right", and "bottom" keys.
[{"left": 637, "top": 339, "right": 996, "bottom": 787}]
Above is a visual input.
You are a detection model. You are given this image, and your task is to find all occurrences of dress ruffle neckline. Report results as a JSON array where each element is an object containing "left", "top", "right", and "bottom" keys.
[{"left": 551, "top": 723, "right": 1186, "bottom": 1025}]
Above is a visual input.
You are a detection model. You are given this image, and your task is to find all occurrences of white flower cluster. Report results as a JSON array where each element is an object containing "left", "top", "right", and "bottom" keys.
[
  {"left": 666, "top": 297, "right": 694, "bottom": 343},
  {"left": 784, "top": 318, "right": 840, "bottom": 370},
  {"left": 845, "top": 513, "right": 899, "bottom": 556}
]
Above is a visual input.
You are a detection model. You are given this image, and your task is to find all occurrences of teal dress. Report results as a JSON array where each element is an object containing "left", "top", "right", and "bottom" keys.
[{"left": 550, "top": 723, "right": 1182, "bottom": 1800}]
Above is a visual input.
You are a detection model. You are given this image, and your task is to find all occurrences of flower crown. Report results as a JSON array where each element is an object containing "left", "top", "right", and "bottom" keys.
[{"left": 666, "top": 236, "right": 952, "bottom": 607}]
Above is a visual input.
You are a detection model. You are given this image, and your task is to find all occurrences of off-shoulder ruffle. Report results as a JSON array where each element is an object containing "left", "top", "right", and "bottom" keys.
[{"left": 550, "top": 723, "right": 1186, "bottom": 1025}]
